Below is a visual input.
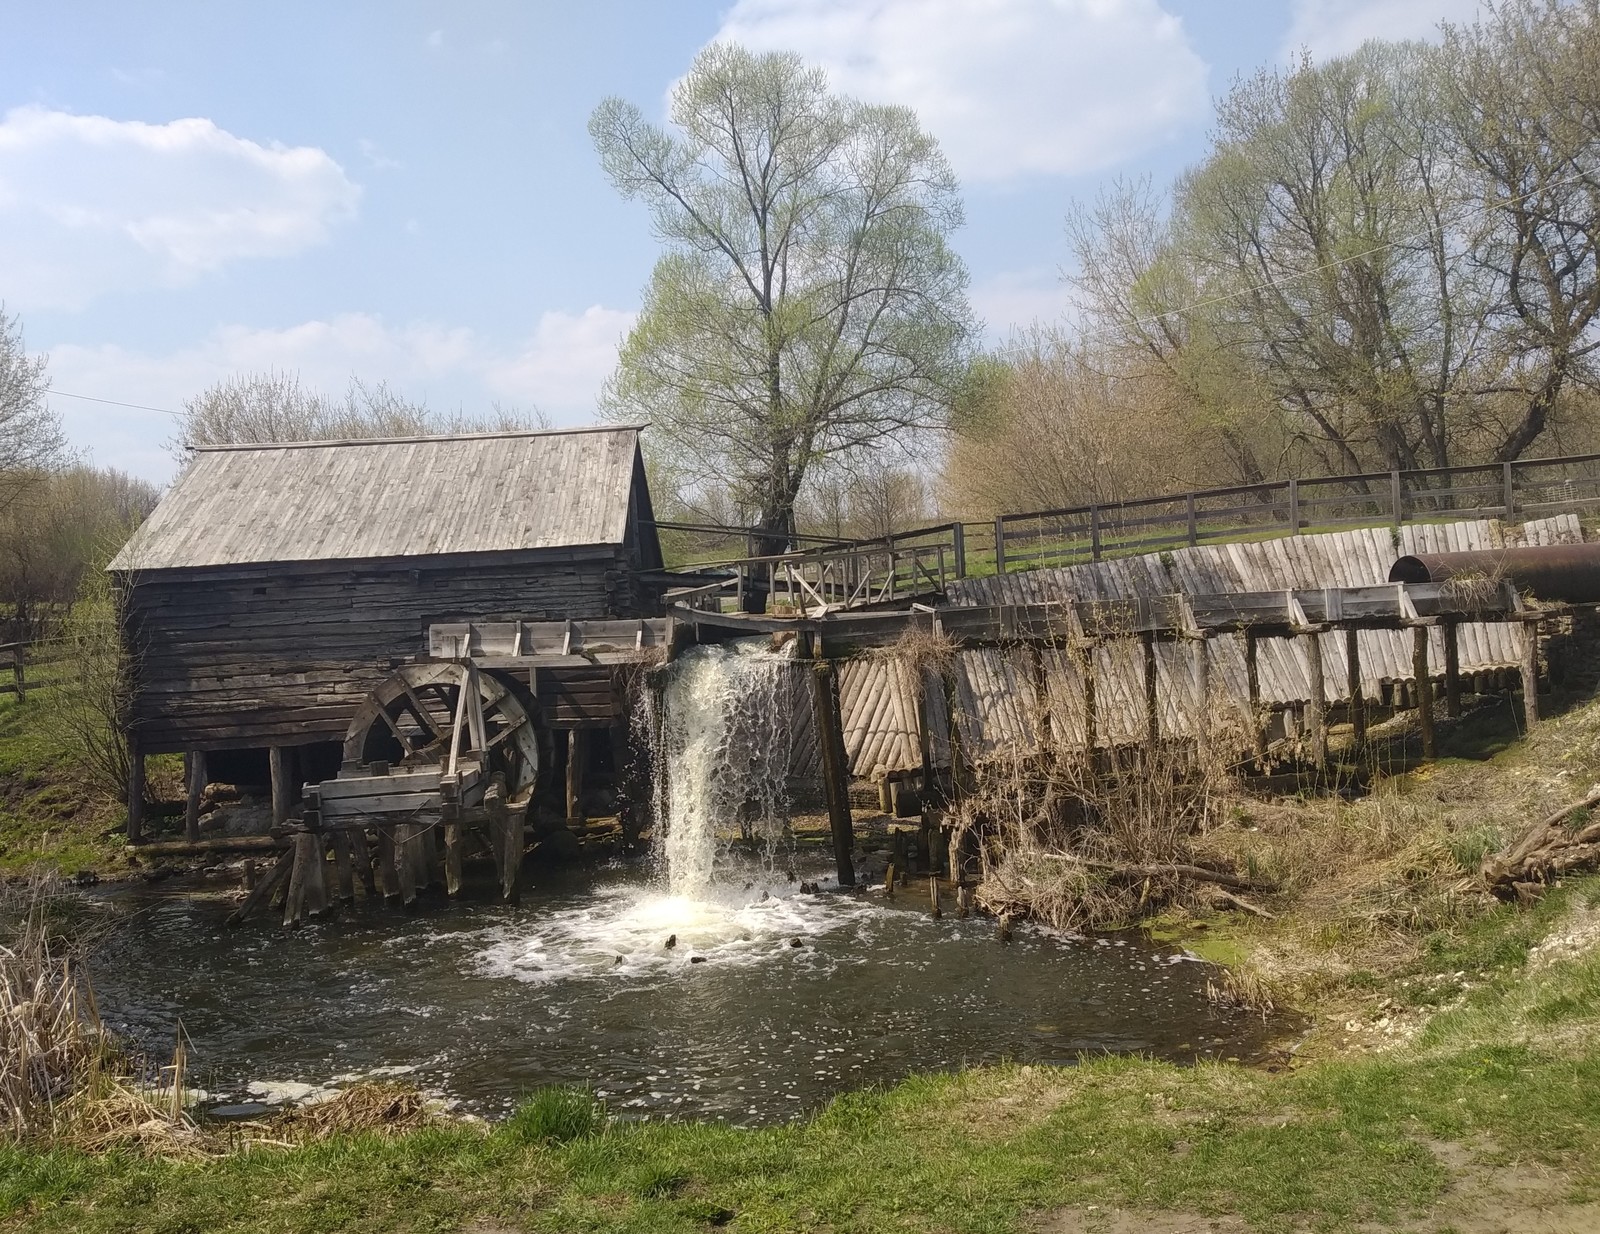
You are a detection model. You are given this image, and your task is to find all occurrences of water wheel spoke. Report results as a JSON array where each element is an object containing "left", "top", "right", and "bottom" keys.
[{"left": 397, "top": 680, "right": 450, "bottom": 741}]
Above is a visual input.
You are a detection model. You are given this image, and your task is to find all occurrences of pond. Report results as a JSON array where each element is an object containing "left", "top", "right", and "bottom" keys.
[{"left": 93, "top": 858, "right": 1276, "bottom": 1126}]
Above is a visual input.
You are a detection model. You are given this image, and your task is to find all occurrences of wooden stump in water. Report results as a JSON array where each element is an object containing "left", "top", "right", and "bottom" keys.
[{"left": 444, "top": 820, "right": 463, "bottom": 896}]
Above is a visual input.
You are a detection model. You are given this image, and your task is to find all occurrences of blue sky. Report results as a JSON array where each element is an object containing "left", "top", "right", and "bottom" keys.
[{"left": 1, "top": 0, "right": 1482, "bottom": 483}]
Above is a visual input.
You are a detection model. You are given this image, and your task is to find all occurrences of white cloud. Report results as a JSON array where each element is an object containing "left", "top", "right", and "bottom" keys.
[
  {"left": 1280, "top": 0, "right": 1484, "bottom": 61},
  {"left": 46, "top": 308, "right": 633, "bottom": 483},
  {"left": 0, "top": 106, "right": 360, "bottom": 310},
  {"left": 485, "top": 306, "right": 636, "bottom": 413},
  {"left": 708, "top": 0, "right": 1208, "bottom": 183},
  {"left": 969, "top": 268, "right": 1077, "bottom": 338}
]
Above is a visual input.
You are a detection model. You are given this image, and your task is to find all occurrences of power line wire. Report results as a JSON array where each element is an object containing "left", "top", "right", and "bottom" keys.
[{"left": 49, "top": 389, "right": 185, "bottom": 418}]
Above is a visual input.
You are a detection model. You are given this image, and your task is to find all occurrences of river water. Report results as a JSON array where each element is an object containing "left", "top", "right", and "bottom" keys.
[
  {"left": 93, "top": 641, "right": 1276, "bottom": 1124},
  {"left": 93, "top": 862, "right": 1274, "bottom": 1125}
]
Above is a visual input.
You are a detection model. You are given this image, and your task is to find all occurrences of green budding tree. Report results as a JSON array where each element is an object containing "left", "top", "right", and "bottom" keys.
[{"left": 591, "top": 44, "right": 976, "bottom": 585}]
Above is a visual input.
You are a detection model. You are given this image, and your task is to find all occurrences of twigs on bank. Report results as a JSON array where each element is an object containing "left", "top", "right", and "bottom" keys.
[{"left": 1482, "top": 784, "right": 1600, "bottom": 897}]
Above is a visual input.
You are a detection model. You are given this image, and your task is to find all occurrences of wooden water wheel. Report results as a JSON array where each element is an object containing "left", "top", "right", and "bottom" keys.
[{"left": 341, "top": 661, "right": 541, "bottom": 796}]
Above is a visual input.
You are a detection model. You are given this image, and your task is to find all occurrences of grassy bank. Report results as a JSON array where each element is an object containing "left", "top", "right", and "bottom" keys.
[
  {"left": 0, "top": 694, "right": 125, "bottom": 877},
  {"left": 2, "top": 875, "right": 1598, "bottom": 1233}
]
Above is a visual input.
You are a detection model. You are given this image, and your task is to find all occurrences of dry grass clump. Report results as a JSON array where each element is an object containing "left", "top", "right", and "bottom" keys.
[
  {"left": 277, "top": 1081, "right": 440, "bottom": 1140},
  {"left": 1, "top": 874, "right": 122, "bottom": 1140},
  {"left": 1205, "top": 963, "right": 1278, "bottom": 1018}
]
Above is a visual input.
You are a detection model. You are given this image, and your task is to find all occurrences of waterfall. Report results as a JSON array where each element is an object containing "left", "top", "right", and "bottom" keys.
[{"left": 649, "top": 639, "right": 795, "bottom": 898}]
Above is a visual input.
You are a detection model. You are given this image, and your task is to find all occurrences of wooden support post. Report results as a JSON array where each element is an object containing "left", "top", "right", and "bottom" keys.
[
  {"left": 1245, "top": 632, "right": 1265, "bottom": 759},
  {"left": 1443, "top": 622, "right": 1462, "bottom": 718},
  {"left": 127, "top": 741, "right": 146, "bottom": 842},
  {"left": 951, "top": 522, "right": 966, "bottom": 579},
  {"left": 330, "top": 829, "right": 355, "bottom": 904},
  {"left": 1345, "top": 627, "right": 1365, "bottom": 747},
  {"left": 349, "top": 827, "right": 377, "bottom": 897},
  {"left": 11, "top": 643, "right": 23, "bottom": 703},
  {"left": 1141, "top": 632, "right": 1159, "bottom": 749},
  {"left": 225, "top": 850, "right": 293, "bottom": 928},
  {"left": 811, "top": 660, "right": 856, "bottom": 888},
  {"left": 565, "top": 729, "right": 586, "bottom": 825},
  {"left": 487, "top": 774, "right": 520, "bottom": 903},
  {"left": 1413, "top": 626, "right": 1435, "bottom": 760},
  {"left": 1080, "top": 645, "right": 1097, "bottom": 755},
  {"left": 929, "top": 876, "right": 942, "bottom": 918},
  {"left": 1190, "top": 636, "right": 1211, "bottom": 756},
  {"left": 993, "top": 515, "right": 1008, "bottom": 574},
  {"left": 183, "top": 749, "right": 206, "bottom": 843},
  {"left": 1305, "top": 632, "right": 1327, "bottom": 768},
  {"left": 443, "top": 820, "right": 463, "bottom": 896},
  {"left": 269, "top": 745, "right": 293, "bottom": 827},
  {"left": 1520, "top": 620, "right": 1541, "bottom": 729},
  {"left": 1390, "top": 469, "right": 1404, "bottom": 527}
]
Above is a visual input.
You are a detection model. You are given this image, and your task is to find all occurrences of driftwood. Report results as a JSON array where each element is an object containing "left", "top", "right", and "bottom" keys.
[
  {"left": 129, "top": 835, "right": 286, "bottom": 858},
  {"left": 1482, "top": 784, "right": 1600, "bottom": 895}
]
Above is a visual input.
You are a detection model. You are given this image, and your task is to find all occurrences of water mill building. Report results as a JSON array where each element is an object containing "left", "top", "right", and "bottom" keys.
[{"left": 108, "top": 426, "right": 666, "bottom": 837}]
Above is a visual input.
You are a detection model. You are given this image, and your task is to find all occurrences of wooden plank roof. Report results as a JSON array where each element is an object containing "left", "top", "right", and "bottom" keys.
[{"left": 109, "top": 426, "right": 647, "bottom": 572}]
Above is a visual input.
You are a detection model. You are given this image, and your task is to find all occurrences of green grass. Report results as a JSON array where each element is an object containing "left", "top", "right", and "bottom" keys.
[
  {"left": 0, "top": 690, "right": 128, "bottom": 877},
  {"left": 6, "top": 895, "right": 1600, "bottom": 1233}
]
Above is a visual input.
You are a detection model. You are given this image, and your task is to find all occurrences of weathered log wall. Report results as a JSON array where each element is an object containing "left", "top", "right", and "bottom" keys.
[{"left": 121, "top": 545, "right": 655, "bottom": 754}]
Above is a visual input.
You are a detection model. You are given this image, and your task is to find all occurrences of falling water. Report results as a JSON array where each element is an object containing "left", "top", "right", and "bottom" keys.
[{"left": 649, "top": 639, "right": 796, "bottom": 897}]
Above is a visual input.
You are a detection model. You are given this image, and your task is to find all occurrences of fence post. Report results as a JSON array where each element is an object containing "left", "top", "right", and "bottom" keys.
[
  {"left": 1185, "top": 493, "right": 1198, "bottom": 546},
  {"left": 1089, "top": 506, "right": 1102, "bottom": 562},
  {"left": 951, "top": 523, "right": 966, "bottom": 578},
  {"left": 993, "top": 515, "right": 1007, "bottom": 574},
  {"left": 11, "top": 642, "right": 23, "bottom": 704},
  {"left": 1502, "top": 461, "right": 1516, "bottom": 519},
  {"left": 1287, "top": 478, "right": 1300, "bottom": 534},
  {"left": 1390, "top": 470, "right": 1404, "bottom": 528}
]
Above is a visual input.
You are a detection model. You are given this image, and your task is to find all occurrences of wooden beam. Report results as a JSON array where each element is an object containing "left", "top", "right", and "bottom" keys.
[
  {"left": 566, "top": 729, "right": 586, "bottom": 825},
  {"left": 1345, "top": 627, "right": 1365, "bottom": 748},
  {"left": 1413, "top": 626, "right": 1435, "bottom": 759},
  {"left": 1443, "top": 622, "right": 1462, "bottom": 718},
  {"left": 810, "top": 660, "right": 856, "bottom": 887},
  {"left": 1520, "top": 620, "right": 1541, "bottom": 729},
  {"left": 127, "top": 741, "right": 146, "bottom": 842},
  {"left": 1141, "top": 632, "right": 1158, "bottom": 748},
  {"left": 1305, "top": 632, "right": 1327, "bottom": 767},
  {"left": 269, "top": 745, "right": 294, "bottom": 827},
  {"left": 183, "top": 749, "right": 206, "bottom": 842},
  {"left": 1245, "top": 632, "right": 1264, "bottom": 760}
]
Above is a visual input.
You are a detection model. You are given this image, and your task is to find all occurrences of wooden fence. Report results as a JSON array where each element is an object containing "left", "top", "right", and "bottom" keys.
[
  {"left": 0, "top": 639, "right": 73, "bottom": 701},
  {"left": 989, "top": 453, "right": 1600, "bottom": 574}
]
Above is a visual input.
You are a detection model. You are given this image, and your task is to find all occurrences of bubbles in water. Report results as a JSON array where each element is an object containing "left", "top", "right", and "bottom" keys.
[{"left": 647, "top": 640, "right": 797, "bottom": 897}]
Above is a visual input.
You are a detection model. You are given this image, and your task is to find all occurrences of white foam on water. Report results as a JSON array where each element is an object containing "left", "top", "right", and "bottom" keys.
[{"left": 473, "top": 879, "right": 876, "bottom": 987}]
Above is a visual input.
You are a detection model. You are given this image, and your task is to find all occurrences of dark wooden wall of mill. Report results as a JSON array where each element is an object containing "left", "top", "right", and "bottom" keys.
[{"left": 121, "top": 544, "right": 655, "bottom": 755}]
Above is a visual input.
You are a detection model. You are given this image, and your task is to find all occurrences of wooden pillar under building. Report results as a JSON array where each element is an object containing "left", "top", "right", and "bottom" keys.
[
  {"left": 1305, "top": 631, "right": 1328, "bottom": 767},
  {"left": 1345, "top": 627, "right": 1366, "bottom": 747},
  {"left": 127, "top": 741, "right": 146, "bottom": 842},
  {"left": 810, "top": 659, "right": 856, "bottom": 888},
  {"left": 565, "top": 729, "right": 586, "bottom": 825},
  {"left": 1519, "top": 619, "right": 1541, "bottom": 729},
  {"left": 1412, "top": 626, "right": 1435, "bottom": 759},
  {"left": 269, "top": 745, "right": 294, "bottom": 827},
  {"left": 1190, "top": 636, "right": 1211, "bottom": 756},
  {"left": 183, "top": 749, "right": 207, "bottom": 843},
  {"left": 1443, "top": 622, "right": 1462, "bottom": 718}
]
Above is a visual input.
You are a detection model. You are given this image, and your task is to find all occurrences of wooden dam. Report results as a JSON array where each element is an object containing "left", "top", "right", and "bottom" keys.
[{"left": 107, "top": 430, "right": 1600, "bottom": 923}]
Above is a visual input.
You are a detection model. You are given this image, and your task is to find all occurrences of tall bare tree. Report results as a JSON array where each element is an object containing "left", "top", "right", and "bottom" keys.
[
  {"left": 0, "top": 305, "right": 66, "bottom": 504},
  {"left": 1444, "top": 0, "right": 1600, "bottom": 461},
  {"left": 591, "top": 44, "right": 976, "bottom": 579}
]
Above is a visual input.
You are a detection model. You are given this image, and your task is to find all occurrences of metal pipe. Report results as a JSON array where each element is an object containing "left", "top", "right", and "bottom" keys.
[{"left": 1388, "top": 543, "right": 1600, "bottom": 603}]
